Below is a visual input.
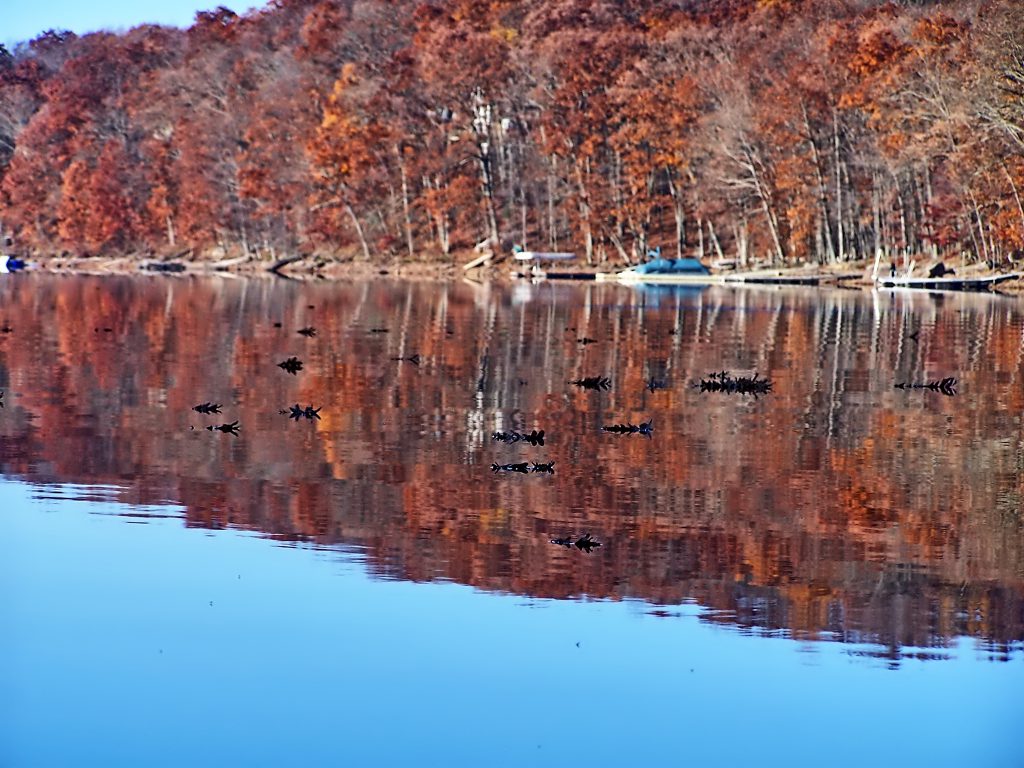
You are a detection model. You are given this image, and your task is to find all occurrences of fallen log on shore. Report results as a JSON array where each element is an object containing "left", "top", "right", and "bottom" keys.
[{"left": 268, "top": 255, "right": 306, "bottom": 275}]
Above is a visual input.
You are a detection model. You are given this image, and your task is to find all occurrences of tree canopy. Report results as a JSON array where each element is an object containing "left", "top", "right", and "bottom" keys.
[{"left": 1, "top": 0, "right": 1021, "bottom": 267}]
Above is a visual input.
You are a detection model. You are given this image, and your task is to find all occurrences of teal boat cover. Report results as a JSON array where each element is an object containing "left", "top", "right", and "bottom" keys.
[{"left": 634, "top": 257, "right": 710, "bottom": 275}]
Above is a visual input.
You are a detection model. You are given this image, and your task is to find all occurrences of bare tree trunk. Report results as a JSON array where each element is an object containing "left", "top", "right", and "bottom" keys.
[
  {"left": 708, "top": 219, "right": 725, "bottom": 262},
  {"left": 908, "top": 171, "right": 923, "bottom": 258},
  {"left": 396, "top": 146, "right": 415, "bottom": 260},
  {"left": 893, "top": 174, "right": 909, "bottom": 258},
  {"left": 539, "top": 127, "right": 557, "bottom": 250},
  {"left": 735, "top": 140, "right": 785, "bottom": 264},
  {"left": 519, "top": 182, "right": 527, "bottom": 246},
  {"left": 758, "top": 190, "right": 785, "bottom": 265},
  {"left": 345, "top": 202, "right": 371, "bottom": 260},
  {"left": 833, "top": 110, "right": 844, "bottom": 260},
  {"left": 470, "top": 93, "right": 501, "bottom": 250},
  {"left": 1003, "top": 161, "right": 1024, "bottom": 249},
  {"left": 475, "top": 143, "right": 500, "bottom": 248},
  {"left": 666, "top": 168, "right": 686, "bottom": 258},
  {"left": 802, "top": 101, "right": 836, "bottom": 263},
  {"left": 547, "top": 157, "right": 557, "bottom": 249},
  {"left": 967, "top": 188, "right": 990, "bottom": 264},
  {"left": 611, "top": 152, "right": 628, "bottom": 261},
  {"left": 608, "top": 232, "right": 630, "bottom": 265},
  {"left": 722, "top": 134, "right": 786, "bottom": 263},
  {"left": 871, "top": 175, "right": 883, "bottom": 265},
  {"left": 432, "top": 208, "right": 450, "bottom": 255},
  {"left": 574, "top": 158, "right": 594, "bottom": 265},
  {"left": 734, "top": 219, "right": 749, "bottom": 267}
]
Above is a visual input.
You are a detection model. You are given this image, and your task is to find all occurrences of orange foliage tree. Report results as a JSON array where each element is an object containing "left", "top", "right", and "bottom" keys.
[{"left": 0, "top": 0, "right": 1022, "bottom": 266}]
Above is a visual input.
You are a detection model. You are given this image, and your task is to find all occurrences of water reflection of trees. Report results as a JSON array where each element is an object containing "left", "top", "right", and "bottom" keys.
[{"left": 0, "top": 275, "right": 1021, "bottom": 657}]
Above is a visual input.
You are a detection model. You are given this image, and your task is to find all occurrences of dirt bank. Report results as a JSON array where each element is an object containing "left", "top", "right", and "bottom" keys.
[{"left": 17, "top": 252, "right": 1024, "bottom": 293}]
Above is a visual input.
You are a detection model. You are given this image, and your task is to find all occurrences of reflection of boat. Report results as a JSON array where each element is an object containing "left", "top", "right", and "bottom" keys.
[
  {"left": 630, "top": 282, "right": 711, "bottom": 306},
  {"left": 875, "top": 273, "right": 1022, "bottom": 291}
]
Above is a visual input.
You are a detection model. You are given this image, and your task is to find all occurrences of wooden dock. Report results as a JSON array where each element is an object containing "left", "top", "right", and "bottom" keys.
[
  {"left": 876, "top": 273, "right": 1023, "bottom": 291},
  {"left": 598, "top": 267, "right": 838, "bottom": 286}
]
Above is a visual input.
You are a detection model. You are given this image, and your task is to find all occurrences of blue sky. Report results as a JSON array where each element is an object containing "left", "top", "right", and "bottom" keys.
[{"left": 4, "top": 1, "right": 269, "bottom": 48}]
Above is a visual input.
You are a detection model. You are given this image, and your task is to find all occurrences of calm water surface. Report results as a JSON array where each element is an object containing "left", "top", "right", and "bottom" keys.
[{"left": 0, "top": 275, "right": 1021, "bottom": 766}]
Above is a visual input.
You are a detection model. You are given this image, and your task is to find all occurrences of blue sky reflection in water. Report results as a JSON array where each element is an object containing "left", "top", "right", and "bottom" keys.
[
  {"left": 0, "top": 275, "right": 1023, "bottom": 766},
  {"left": 0, "top": 480, "right": 1020, "bottom": 767}
]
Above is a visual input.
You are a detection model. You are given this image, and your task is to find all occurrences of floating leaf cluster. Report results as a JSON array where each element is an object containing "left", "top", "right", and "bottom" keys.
[
  {"left": 895, "top": 377, "right": 957, "bottom": 396},
  {"left": 284, "top": 404, "right": 322, "bottom": 421},
  {"left": 492, "top": 429, "right": 545, "bottom": 446},
  {"left": 278, "top": 356, "right": 303, "bottom": 374},
  {"left": 572, "top": 376, "right": 611, "bottom": 391},
  {"left": 491, "top": 461, "right": 555, "bottom": 474},
  {"left": 550, "top": 534, "right": 602, "bottom": 553},
  {"left": 697, "top": 371, "right": 772, "bottom": 396},
  {"left": 206, "top": 421, "right": 240, "bottom": 435},
  {"left": 602, "top": 419, "right": 653, "bottom": 437}
]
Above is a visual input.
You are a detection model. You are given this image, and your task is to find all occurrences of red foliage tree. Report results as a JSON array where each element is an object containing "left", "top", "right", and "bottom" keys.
[{"left": 0, "top": 0, "right": 1021, "bottom": 265}]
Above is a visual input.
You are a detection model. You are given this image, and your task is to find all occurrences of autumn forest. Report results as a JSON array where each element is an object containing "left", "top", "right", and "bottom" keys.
[{"left": 1, "top": 0, "right": 1023, "bottom": 267}]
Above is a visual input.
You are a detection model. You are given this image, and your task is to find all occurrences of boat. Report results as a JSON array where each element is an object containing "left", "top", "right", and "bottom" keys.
[
  {"left": 511, "top": 245, "right": 576, "bottom": 279},
  {"left": 0, "top": 255, "right": 27, "bottom": 274},
  {"left": 597, "top": 256, "right": 718, "bottom": 284}
]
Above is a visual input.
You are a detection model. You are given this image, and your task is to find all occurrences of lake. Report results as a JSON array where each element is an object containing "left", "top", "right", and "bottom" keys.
[{"left": 1, "top": 274, "right": 1021, "bottom": 767}]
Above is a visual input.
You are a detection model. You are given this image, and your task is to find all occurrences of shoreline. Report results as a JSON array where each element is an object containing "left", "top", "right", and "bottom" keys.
[
  {"left": 16, "top": 254, "right": 466, "bottom": 282},
  {"left": 10, "top": 254, "right": 1024, "bottom": 293}
]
